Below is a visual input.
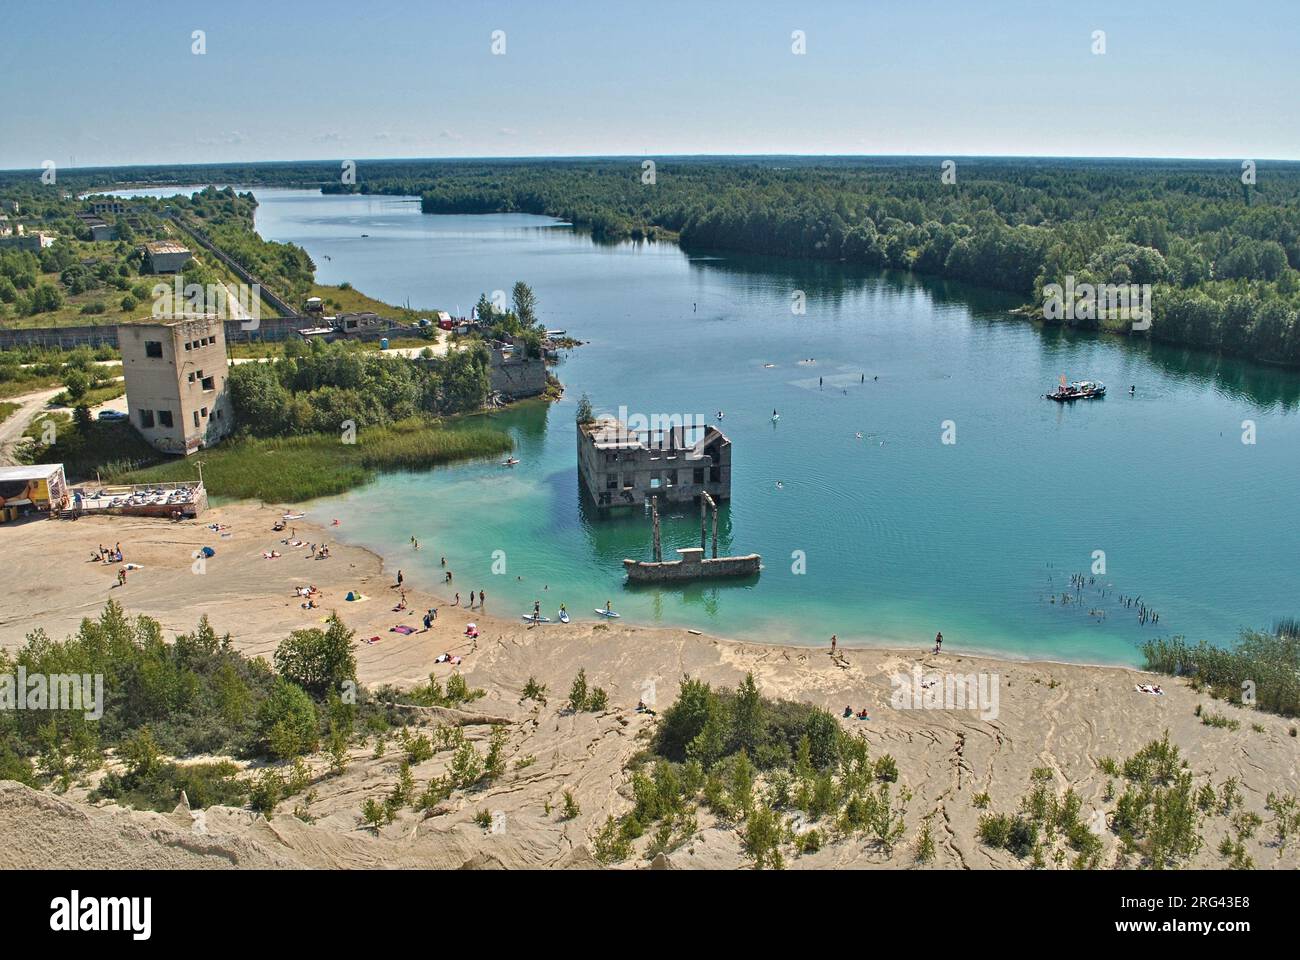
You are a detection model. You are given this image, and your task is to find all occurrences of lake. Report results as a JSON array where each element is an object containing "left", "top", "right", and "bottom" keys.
[{"left": 112, "top": 186, "right": 1300, "bottom": 664}]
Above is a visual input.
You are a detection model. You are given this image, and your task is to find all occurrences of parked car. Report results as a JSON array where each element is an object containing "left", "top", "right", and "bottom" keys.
[{"left": 97, "top": 410, "right": 128, "bottom": 421}]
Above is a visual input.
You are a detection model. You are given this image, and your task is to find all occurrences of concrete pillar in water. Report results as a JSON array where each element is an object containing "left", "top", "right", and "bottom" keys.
[
  {"left": 652, "top": 496, "right": 662, "bottom": 562},
  {"left": 701, "top": 491, "right": 718, "bottom": 558}
]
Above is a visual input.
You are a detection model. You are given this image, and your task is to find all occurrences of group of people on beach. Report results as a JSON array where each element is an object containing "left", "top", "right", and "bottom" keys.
[{"left": 93, "top": 543, "right": 123, "bottom": 564}]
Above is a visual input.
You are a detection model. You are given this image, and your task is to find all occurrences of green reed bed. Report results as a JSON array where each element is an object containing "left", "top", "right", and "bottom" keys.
[{"left": 115, "top": 418, "right": 513, "bottom": 502}]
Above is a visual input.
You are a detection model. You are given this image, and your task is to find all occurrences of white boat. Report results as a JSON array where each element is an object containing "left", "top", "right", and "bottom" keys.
[
  {"left": 558, "top": 610, "right": 570, "bottom": 623},
  {"left": 503, "top": 457, "right": 520, "bottom": 466},
  {"left": 521, "top": 614, "right": 551, "bottom": 623},
  {"left": 595, "top": 609, "right": 621, "bottom": 618}
]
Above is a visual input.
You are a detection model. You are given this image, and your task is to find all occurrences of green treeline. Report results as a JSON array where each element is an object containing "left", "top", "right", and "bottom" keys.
[
  {"left": 225, "top": 338, "right": 493, "bottom": 434},
  {"left": 9, "top": 158, "right": 1300, "bottom": 363},
  {"left": 410, "top": 159, "right": 1300, "bottom": 366}
]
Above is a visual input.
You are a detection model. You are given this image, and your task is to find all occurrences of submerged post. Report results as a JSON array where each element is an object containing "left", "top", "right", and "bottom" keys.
[
  {"left": 702, "top": 491, "right": 718, "bottom": 558},
  {"left": 652, "top": 496, "right": 662, "bottom": 562}
]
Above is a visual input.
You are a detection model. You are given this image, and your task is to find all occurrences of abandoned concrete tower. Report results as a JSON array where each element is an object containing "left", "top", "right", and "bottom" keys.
[
  {"left": 119, "top": 315, "right": 234, "bottom": 455},
  {"left": 577, "top": 414, "right": 731, "bottom": 508}
]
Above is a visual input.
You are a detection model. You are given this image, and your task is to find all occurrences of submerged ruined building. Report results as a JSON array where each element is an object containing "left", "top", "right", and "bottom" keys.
[{"left": 577, "top": 415, "right": 731, "bottom": 508}]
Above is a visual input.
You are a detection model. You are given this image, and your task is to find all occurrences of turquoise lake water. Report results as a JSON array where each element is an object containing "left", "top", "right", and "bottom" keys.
[{"left": 112, "top": 187, "right": 1300, "bottom": 664}]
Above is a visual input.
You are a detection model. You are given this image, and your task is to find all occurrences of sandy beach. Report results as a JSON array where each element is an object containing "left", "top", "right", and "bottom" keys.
[{"left": 1, "top": 503, "right": 1297, "bottom": 869}]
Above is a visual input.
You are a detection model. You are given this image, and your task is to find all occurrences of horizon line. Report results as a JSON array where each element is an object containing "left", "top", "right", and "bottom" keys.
[{"left": 4, "top": 151, "right": 1300, "bottom": 176}]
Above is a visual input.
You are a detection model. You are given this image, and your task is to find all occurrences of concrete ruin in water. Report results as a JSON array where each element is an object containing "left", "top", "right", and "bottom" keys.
[{"left": 623, "top": 492, "right": 761, "bottom": 583}]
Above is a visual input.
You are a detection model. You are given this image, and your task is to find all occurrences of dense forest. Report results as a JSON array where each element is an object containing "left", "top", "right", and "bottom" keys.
[{"left": 4, "top": 157, "right": 1300, "bottom": 365}]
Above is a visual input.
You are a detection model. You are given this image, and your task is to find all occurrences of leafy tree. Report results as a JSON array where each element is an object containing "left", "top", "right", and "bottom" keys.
[
  {"left": 257, "top": 678, "right": 319, "bottom": 759},
  {"left": 272, "top": 615, "right": 357, "bottom": 698}
]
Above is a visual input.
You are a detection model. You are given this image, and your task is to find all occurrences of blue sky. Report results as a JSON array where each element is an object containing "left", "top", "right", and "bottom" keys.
[{"left": 3, "top": 0, "right": 1297, "bottom": 169}]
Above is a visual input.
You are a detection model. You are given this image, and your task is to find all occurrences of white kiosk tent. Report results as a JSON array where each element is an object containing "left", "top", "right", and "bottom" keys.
[{"left": 0, "top": 463, "right": 68, "bottom": 518}]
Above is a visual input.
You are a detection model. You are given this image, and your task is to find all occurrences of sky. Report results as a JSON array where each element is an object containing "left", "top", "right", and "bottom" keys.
[{"left": 2, "top": 0, "right": 1298, "bottom": 170}]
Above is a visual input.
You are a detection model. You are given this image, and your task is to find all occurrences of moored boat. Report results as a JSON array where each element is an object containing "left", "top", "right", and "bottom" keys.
[{"left": 1046, "top": 379, "right": 1106, "bottom": 402}]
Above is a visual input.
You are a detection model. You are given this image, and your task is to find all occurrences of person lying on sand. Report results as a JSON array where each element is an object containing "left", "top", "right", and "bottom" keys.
[
  {"left": 263, "top": 550, "right": 281, "bottom": 559},
  {"left": 636, "top": 700, "right": 657, "bottom": 716},
  {"left": 1135, "top": 683, "right": 1164, "bottom": 695}
]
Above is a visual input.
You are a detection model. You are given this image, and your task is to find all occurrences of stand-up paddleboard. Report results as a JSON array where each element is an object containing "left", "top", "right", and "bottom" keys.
[
  {"left": 595, "top": 609, "right": 621, "bottom": 618},
  {"left": 521, "top": 614, "right": 551, "bottom": 623},
  {"left": 558, "top": 610, "right": 570, "bottom": 623}
]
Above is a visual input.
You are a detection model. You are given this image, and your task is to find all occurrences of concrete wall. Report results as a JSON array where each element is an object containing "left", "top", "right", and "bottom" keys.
[
  {"left": 489, "top": 352, "right": 548, "bottom": 399},
  {"left": 0, "top": 315, "right": 324, "bottom": 351},
  {"left": 145, "top": 250, "right": 193, "bottom": 273},
  {"left": 623, "top": 548, "right": 761, "bottom": 582}
]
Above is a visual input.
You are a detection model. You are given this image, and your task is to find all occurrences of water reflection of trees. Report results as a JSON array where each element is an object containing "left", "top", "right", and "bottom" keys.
[{"left": 689, "top": 252, "right": 1300, "bottom": 411}]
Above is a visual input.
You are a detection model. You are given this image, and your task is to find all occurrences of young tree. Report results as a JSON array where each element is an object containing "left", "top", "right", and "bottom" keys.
[{"left": 511, "top": 281, "right": 537, "bottom": 327}]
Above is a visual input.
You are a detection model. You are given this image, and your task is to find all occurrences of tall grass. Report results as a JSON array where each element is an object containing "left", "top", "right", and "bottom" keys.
[
  {"left": 112, "top": 418, "right": 513, "bottom": 502},
  {"left": 1141, "top": 629, "right": 1300, "bottom": 717}
]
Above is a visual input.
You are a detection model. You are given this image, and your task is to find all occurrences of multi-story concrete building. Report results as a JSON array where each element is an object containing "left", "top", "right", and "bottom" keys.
[
  {"left": 577, "top": 414, "right": 731, "bottom": 508},
  {"left": 119, "top": 316, "right": 234, "bottom": 455}
]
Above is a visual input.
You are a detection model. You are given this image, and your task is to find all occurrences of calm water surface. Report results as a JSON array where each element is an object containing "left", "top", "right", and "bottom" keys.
[{"left": 112, "top": 187, "right": 1300, "bottom": 664}]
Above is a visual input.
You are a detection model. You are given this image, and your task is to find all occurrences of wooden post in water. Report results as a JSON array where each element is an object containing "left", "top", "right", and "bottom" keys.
[{"left": 652, "top": 496, "right": 662, "bottom": 562}]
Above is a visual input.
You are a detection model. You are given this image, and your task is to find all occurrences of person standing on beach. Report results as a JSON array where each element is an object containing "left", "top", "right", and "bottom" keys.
[
  {"left": 830, "top": 634, "right": 837, "bottom": 654},
  {"left": 934, "top": 632, "right": 943, "bottom": 654},
  {"left": 478, "top": 590, "right": 485, "bottom": 609},
  {"left": 396, "top": 569, "right": 404, "bottom": 588}
]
